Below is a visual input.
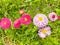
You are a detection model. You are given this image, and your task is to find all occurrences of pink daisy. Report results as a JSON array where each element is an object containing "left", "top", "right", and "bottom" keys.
[
  {"left": 33, "top": 14, "right": 48, "bottom": 28},
  {"left": 20, "top": 14, "right": 32, "bottom": 25},
  {"left": 49, "top": 12, "right": 58, "bottom": 21},
  {"left": 1, "top": 18, "right": 11, "bottom": 29},
  {"left": 0, "top": 20, "right": 1, "bottom": 27},
  {"left": 58, "top": 16, "right": 60, "bottom": 20},
  {"left": 38, "top": 26, "right": 51, "bottom": 38},
  {"left": 14, "top": 18, "right": 21, "bottom": 28}
]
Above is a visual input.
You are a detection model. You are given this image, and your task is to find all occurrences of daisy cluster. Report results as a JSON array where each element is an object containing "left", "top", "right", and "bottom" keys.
[
  {"left": 0, "top": 10, "right": 60, "bottom": 38},
  {"left": 0, "top": 10, "right": 32, "bottom": 29},
  {"left": 33, "top": 12, "right": 59, "bottom": 38}
]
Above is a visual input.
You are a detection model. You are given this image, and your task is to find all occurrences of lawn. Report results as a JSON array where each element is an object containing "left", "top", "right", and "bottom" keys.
[{"left": 0, "top": 0, "right": 60, "bottom": 45}]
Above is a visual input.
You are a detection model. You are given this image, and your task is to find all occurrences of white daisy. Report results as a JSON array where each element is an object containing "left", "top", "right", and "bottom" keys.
[
  {"left": 38, "top": 26, "right": 51, "bottom": 38},
  {"left": 33, "top": 14, "right": 48, "bottom": 28}
]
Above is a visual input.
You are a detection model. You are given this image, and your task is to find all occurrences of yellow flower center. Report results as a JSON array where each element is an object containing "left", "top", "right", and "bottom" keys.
[
  {"left": 24, "top": 18, "right": 27, "bottom": 21},
  {"left": 42, "top": 29, "right": 47, "bottom": 34},
  {"left": 4, "top": 22, "right": 7, "bottom": 25},
  {"left": 38, "top": 17, "right": 43, "bottom": 21}
]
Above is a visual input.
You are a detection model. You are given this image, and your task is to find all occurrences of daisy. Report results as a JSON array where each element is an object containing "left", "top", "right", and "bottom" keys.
[
  {"left": 58, "top": 16, "right": 60, "bottom": 20},
  {"left": 14, "top": 18, "right": 21, "bottom": 28},
  {"left": 19, "top": 9, "right": 24, "bottom": 14},
  {"left": 33, "top": 14, "right": 48, "bottom": 28},
  {"left": 1, "top": 18, "right": 11, "bottom": 29},
  {"left": 38, "top": 26, "right": 51, "bottom": 38},
  {"left": 0, "top": 20, "right": 1, "bottom": 27},
  {"left": 20, "top": 14, "right": 32, "bottom": 25},
  {"left": 49, "top": 12, "right": 58, "bottom": 21}
]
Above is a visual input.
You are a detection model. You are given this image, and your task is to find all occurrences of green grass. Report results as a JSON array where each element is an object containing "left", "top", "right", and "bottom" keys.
[{"left": 0, "top": 0, "right": 60, "bottom": 45}]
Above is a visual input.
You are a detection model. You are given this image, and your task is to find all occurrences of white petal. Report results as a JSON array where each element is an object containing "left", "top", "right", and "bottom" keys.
[
  {"left": 38, "top": 33, "right": 46, "bottom": 38},
  {"left": 46, "top": 31, "right": 51, "bottom": 35}
]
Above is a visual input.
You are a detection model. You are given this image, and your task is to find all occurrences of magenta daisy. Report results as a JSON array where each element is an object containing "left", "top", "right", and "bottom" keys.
[
  {"left": 38, "top": 26, "right": 51, "bottom": 38},
  {"left": 33, "top": 14, "right": 48, "bottom": 28},
  {"left": 1, "top": 18, "right": 11, "bottom": 29},
  {"left": 20, "top": 14, "right": 31, "bottom": 25},
  {"left": 0, "top": 20, "right": 1, "bottom": 27},
  {"left": 49, "top": 12, "right": 58, "bottom": 21},
  {"left": 14, "top": 18, "right": 21, "bottom": 28}
]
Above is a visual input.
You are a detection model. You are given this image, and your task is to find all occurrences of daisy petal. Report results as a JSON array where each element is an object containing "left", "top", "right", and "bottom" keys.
[{"left": 38, "top": 32, "right": 46, "bottom": 38}]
